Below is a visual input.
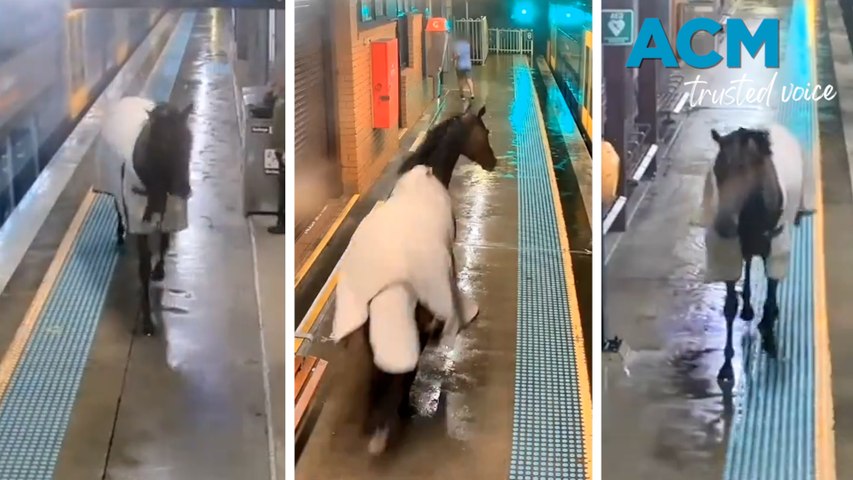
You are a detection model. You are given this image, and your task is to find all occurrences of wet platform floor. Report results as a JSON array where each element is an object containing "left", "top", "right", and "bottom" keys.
[
  {"left": 0, "top": 10, "right": 278, "bottom": 479},
  {"left": 296, "top": 57, "right": 526, "bottom": 479},
  {"left": 600, "top": 1, "right": 841, "bottom": 478}
]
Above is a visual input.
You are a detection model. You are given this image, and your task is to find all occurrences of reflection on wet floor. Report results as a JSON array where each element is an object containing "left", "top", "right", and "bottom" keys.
[{"left": 297, "top": 57, "right": 520, "bottom": 479}]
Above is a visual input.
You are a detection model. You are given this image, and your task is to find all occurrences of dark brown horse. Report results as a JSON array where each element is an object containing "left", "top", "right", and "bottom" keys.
[
  {"left": 104, "top": 98, "right": 193, "bottom": 336},
  {"left": 708, "top": 125, "right": 804, "bottom": 384},
  {"left": 361, "top": 104, "right": 497, "bottom": 454}
]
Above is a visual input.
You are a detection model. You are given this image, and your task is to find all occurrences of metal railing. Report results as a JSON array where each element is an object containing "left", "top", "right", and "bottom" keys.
[
  {"left": 453, "top": 16, "right": 489, "bottom": 64},
  {"left": 489, "top": 27, "right": 533, "bottom": 56}
]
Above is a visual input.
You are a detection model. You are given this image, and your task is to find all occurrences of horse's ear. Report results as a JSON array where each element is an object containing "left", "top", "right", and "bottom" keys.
[
  {"left": 711, "top": 129, "right": 722, "bottom": 144},
  {"left": 464, "top": 102, "right": 473, "bottom": 115},
  {"left": 477, "top": 105, "right": 486, "bottom": 118},
  {"left": 180, "top": 103, "right": 193, "bottom": 121}
]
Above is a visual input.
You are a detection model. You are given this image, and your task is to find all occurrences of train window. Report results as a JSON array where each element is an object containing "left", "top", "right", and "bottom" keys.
[
  {"left": 66, "top": 11, "right": 87, "bottom": 93},
  {"left": 0, "top": 138, "right": 11, "bottom": 223}
]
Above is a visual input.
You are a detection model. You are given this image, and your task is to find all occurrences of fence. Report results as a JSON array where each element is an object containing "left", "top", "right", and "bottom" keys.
[
  {"left": 489, "top": 28, "right": 534, "bottom": 56},
  {"left": 452, "top": 17, "right": 533, "bottom": 59},
  {"left": 453, "top": 17, "right": 489, "bottom": 64}
]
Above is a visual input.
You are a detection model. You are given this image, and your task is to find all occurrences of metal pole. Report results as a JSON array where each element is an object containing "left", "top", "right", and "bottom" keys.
[{"left": 465, "top": 1, "right": 469, "bottom": 18}]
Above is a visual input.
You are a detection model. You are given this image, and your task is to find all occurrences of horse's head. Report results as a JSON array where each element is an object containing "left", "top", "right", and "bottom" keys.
[
  {"left": 710, "top": 127, "right": 773, "bottom": 238},
  {"left": 146, "top": 103, "right": 194, "bottom": 199},
  {"left": 459, "top": 104, "right": 498, "bottom": 172}
]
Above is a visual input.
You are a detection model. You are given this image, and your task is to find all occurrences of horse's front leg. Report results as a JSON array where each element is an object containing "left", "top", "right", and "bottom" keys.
[
  {"left": 136, "top": 235, "right": 155, "bottom": 336},
  {"left": 113, "top": 198, "right": 125, "bottom": 245},
  {"left": 151, "top": 233, "right": 170, "bottom": 281},
  {"left": 142, "top": 189, "right": 167, "bottom": 223},
  {"left": 741, "top": 256, "right": 755, "bottom": 321},
  {"left": 758, "top": 276, "right": 779, "bottom": 358},
  {"left": 718, "top": 280, "right": 739, "bottom": 384}
]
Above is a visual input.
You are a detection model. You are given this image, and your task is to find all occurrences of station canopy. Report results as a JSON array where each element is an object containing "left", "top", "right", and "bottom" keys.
[{"left": 70, "top": 0, "right": 283, "bottom": 8}]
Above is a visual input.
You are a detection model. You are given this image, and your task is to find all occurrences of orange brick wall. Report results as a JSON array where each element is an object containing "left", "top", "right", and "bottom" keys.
[
  {"left": 331, "top": 2, "right": 400, "bottom": 194},
  {"left": 400, "top": 13, "right": 431, "bottom": 128}
]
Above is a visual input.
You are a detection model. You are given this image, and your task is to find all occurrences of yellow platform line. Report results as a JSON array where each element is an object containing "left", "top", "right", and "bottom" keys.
[
  {"left": 528, "top": 59, "right": 592, "bottom": 479},
  {"left": 0, "top": 190, "right": 95, "bottom": 400},
  {"left": 294, "top": 194, "right": 359, "bottom": 288},
  {"left": 811, "top": 0, "right": 836, "bottom": 476}
]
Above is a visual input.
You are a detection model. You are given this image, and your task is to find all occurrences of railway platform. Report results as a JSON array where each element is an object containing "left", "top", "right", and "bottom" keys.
[
  {"left": 602, "top": 1, "right": 844, "bottom": 478},
  {"left": 294, "top": 54, "right": 591, "bottom": 479},
  {"left": 0, "top": 9, "right": 282, "bottom": 479}
]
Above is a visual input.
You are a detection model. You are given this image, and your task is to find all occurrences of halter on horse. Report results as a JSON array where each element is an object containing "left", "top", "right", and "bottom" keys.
[
  {"left": 704, "top": 124, "right": 805, "bottom": 384},
  {"left": 97, "top": 96, "right": 193, "bottom": 336},
  {"left": 332, "top": 104, "right": 498, "bottom": 455}
]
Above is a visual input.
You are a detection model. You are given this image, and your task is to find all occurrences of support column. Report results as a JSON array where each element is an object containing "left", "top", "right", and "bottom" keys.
[
  {"left": 603, "top": 0, "right": 637, "bottom": 228},
  {"left": 636, "top": 0, "right": 660, "bottom": 147}
]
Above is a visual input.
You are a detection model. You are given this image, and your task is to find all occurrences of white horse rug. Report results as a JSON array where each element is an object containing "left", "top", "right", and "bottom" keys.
[
  {"left": 332, "top": 165, "right": 477, "bottom": 374},
  {"left": 701, "top": 123, "right": 811, "bottom": 282},
  {"left": 94, "top": 96, "right": 188, "bottom": 235}
]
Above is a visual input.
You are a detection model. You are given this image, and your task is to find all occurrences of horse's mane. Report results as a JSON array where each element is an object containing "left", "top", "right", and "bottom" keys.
[{"left": 398, "top": 114, "right": 465, "bottom": 174}]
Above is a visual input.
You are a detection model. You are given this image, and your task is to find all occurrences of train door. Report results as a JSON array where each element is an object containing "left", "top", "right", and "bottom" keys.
[
  {"left": 114, "top": 9, "right": 130, "bottom": 65},
  {"left": 66, "top": 10, "right": 88, "bottom": 118},
  {"left": 0, "top": 114, "right": 40, "bottom": 227},
  {"left": 294, "top": 0, "right": 337, "bottom": 234},
  {"left": 0, "top": 136, "right": 13, "bottom": 224}
]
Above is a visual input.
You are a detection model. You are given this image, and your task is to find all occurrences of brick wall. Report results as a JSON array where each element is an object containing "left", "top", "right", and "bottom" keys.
[
  {"left": 400, "top": 13, "right": 431, "bottom": 128},
  {"left": 331, "top": 2, "right": 400, "bottom": 194}
]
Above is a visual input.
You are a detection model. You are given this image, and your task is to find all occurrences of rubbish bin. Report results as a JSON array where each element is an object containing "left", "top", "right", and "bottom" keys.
[{"left": 242, "top": 85, "right": 280, "bottom": 216}]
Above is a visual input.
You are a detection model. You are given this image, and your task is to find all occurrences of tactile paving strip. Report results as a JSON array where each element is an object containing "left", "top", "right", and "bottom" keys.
[
  {"left": 0, "top": 12, "right": 197, "bottom": 478},
  {"left": 509, "top": 57, "right": 588, "bottom": 479},
  {"left": 0, "top": 198, "right": 119, "bottom": 478},
  {"left": 724, "top": 1, "right": 819, "bottom": 478}
]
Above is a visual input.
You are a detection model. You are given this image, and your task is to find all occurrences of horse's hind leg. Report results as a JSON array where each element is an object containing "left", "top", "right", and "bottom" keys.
[
  {"left": 113, "top": 198, "right": 125, "bottom": 245},
  {"left": 368, "top": 372, "right": 406, "bottom": 456},
  {"left": 718, "top": 281, "right": 739, "bottom": 384},
  {"left": 758, "top": 276, "right": 779, "bottom": 358},
  {"left": 151, "top": 233, "right": 170, "bottom": 281},
  {"left": 136, "top": 235, "right": 155, "bottom": 336},
  {"left": 741, "top": 257, "right": 755, "bottom": 321},
  {"left": 396, "top": 305, "right": 433, "bottom": 419}
]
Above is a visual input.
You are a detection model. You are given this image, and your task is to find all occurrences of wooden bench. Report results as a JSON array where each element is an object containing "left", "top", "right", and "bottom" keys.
[{"left": 295, "top": 355, "right": 328, "bottom": 433}]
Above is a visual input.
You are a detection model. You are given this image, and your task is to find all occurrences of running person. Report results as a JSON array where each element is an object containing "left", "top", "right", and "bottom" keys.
[{"left": 452, "top": 31, "right": 475, "bottom": 100}]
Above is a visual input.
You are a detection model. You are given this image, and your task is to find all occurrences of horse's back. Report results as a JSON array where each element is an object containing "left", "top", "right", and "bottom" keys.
[
  {"left": 95, "top": 97, "right": 155, "bottom": 198},
  {"left": 102, "top": 97, "right": 156, "bottom": 163},
  {"left": 332, "top": 166, "right": 456, "bottom": 343}
]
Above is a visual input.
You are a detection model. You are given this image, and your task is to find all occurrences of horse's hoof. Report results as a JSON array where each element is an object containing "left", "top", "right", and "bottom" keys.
[
  {"left": 717, "top": 365, "right": 734, "bottom": 385},
  {"left": 760, "top": 332, "right": 778, "bottom": 358},
  {"left": 741, "top": 305, "right": 755, "bottom": 321},
  {"left": 141, "top": 322, "right": 155, "bottom": 337},
  {"left": 367, "top": 427, "right": 389, "bottom": 456}
]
